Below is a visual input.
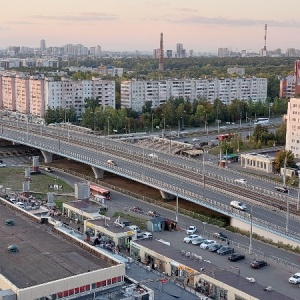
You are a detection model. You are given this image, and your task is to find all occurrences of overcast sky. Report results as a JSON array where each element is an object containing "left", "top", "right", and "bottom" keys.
[{"left": 1, "top": 0, "right": 299, "bottom": 53}]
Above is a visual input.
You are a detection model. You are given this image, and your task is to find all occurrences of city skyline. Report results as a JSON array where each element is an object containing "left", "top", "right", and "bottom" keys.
[{"left": 1, "top": 0, "right": 300, "bottom": 53}]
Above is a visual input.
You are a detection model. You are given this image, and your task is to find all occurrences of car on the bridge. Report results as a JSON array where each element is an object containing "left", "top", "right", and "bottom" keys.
[
  {"left": 183, "top": 234, "right": 199, "bottom": 243},
  {"left": 230, "top": 201, "right": 247, "bottom": 211},
  {"left": 107, "top": 160, "right": 117, "bottom": 166},
  {"left": 228, "top": 253, "right": 245, "bottom": 262},
  {"left": 217, "top": 246, "right": 234, "bottom": 255},
  {"left": 192, "top": 138, "right": 200, "bottom": 142},
  {"left": 275, "top": 186, "right": 288, "bottom": 193},
  {"left": 208, "top": 243, "right": 223, "bottom": 252},
  {"left": 191, "top": 237, "right": 206, "bottom": 245},
  {"left": 288, "top": 272, "right": 300, "bottom": 284},
  {"left": 200, "top": 240, "right": 217, "bottom": 249},
  {"left": 250, "top": 260, "right": 267, "bottom": 269},
  {"left": 186, "top": 226, "right": 197, "bottom": 234},
  {"left": 234, "top": 178, "right": 247, "bottom": 185}
]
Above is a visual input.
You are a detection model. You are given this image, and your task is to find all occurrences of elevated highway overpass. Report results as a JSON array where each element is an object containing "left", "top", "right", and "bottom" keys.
[{"left": 1, "top": 119, "right": 300, "bottom": 246}]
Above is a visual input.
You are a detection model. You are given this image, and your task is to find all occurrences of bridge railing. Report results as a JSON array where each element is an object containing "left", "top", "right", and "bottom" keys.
[{"left": 2, "top": 123, "right": 300, "bottom": 242}]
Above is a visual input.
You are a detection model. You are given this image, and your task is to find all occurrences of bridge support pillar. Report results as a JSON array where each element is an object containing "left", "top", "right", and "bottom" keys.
[
  {"left": 92, "top": 166, "right": 104, "bottom": 179},
  {"left": 41, "top": 151, "right": 53, "bottom": 163},
  {"left": 160, "top": 190, "right": 175, "bottom": 200}
]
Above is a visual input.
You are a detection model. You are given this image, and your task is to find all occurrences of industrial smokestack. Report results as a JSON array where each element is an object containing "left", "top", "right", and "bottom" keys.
[
  {"left": 264, "top": 24, "right": 267, "bottom": 51},
  {"left": 159, "top": 33, "right": 164, "bottom": 71}
]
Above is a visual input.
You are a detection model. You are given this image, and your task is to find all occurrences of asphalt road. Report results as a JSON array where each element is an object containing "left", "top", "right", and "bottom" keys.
[
  {"left": 2, "top": 157, "right": 300, "bottom": 299},
  {"left": 1, "top": 125, "right": 300, "bottom": 240}
]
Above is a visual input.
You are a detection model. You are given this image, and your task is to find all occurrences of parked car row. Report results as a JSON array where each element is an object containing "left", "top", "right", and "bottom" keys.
[{"left": 183, "top": 232, "right": 270, "bottom": 270}]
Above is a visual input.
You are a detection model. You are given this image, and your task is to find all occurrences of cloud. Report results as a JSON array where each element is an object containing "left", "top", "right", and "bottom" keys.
[
  {"left": 31, "top": 12, "right": 118, "bottom": 22},
  {"left": 160, "top": 15, "right": 300, "bottom": 28},
  {"left": 6, "top": 21, "right": 36, "bottom": 25}
]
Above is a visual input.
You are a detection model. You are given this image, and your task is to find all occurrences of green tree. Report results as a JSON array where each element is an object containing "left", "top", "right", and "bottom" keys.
[
  {"left": 252, "top": 124, "right": 269, "bottom": 143},
  {"left": 275, "top": 122, "right": 287, "bottom": 145},
  {"left": 274, "top": 150, "right": 295, "bottom": 173}
]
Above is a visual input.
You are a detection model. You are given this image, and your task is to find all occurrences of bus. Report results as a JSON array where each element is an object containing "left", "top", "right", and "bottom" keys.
[
  {"left": 216, "top": 133, "right": 236, "bottom": 141},
  {"left": 90, "top": 184, "right": 111, "bottom": 200},
  {"left": 253, "top": 118, "right": 269, "bottom": 125}
]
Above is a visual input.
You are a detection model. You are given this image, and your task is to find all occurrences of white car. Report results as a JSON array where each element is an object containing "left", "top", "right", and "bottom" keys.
[
  {"left": 0, "top": 163, "right": 6, "bottom": 168},
  {"left": 183, "top": 234, "right": 199, "bottom": 243},
  {"left": 230, "top": 201, "right": 247, "bottom": 211},
  {"left": 186, "top": 226, "right": 197, "bottom": 234},
  {"left": 16, "top": 202, "right": 25, "bottom": 209},
  {"left": 192, "top": 138, "right": 200, "bottom": 142},
  {"left": 289, "top": 272, "right": 300, "bottom": 284},
  {"left": 234, "top": 178, "right": 247, "bottom": 185},
  {"left": 200, "top": 240, "right": 217, "bottom": 249},
  {"left": 191, "top": 237, "right": 206, "bottom": 245},
  {"left": 142, "top": 232, "right": 153, "bottom": 239}
]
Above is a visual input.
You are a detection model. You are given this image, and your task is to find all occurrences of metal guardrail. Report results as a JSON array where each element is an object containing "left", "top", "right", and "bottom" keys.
[{"left": 2, "top": 124, "right": 300, "bottom": 243}]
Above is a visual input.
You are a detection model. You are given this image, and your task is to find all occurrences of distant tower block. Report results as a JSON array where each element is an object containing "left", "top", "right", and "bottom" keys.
[
  {"left": 75, "top": 182, "right": 90, "bottom": 201},
  {"left": 159, "top": 32, "right": 164, "bottom": 71},
  {"left": 24, "top": 168, "right": 31, "bottom": 181},
  {"left": 22, "top": 181, "right": 30, "bottom": 197},
  {"left": 32, "top": 156, "right": 40, "bottom": 172},
  {"left": 47, "top": 192, "right": 55, "bottom": 208}
]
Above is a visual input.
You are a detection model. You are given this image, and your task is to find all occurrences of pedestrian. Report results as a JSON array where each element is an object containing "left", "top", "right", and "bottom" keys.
[{"left": 77, "top": 226, "right": 80, "bottom": 232}]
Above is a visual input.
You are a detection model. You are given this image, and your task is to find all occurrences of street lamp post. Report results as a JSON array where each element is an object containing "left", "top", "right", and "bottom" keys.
[
  {"left": 202, "top": 149, "right": 207, "bottom": 197},
  {"left": 151, "top": 113, "right": 154, "bottom": 133},
  {"left": 249, "top": 205, "right": 254, "bottom": 254},
  {"left": 246, "top": 117, "right": 251, "bottom": 139},
  {"left": 202, "top": 222, "right": 207, "bottom": 234},
  {"left": 268, "top": 103, "right": 272, "bottom": 121},
  {"left": 286, "top": 193, "right": 290, "bottom": 232},
  {"left": 177, "top": 118, "right": 181, "bottom": 137},
  {"left": 298, "top": 174, "right": 300, "bottom": 211},
  {"left": 175, "top": 190, "right": 179, "bottom": 223},
  {"left": 107, "top": 117, "right": 110, "bottom": 136},
  {"left": 167, "top": 125, "right": 172, "bottom": 154},
  {"left": 161, "top": 114, "right": 166, "bottom": 138}
]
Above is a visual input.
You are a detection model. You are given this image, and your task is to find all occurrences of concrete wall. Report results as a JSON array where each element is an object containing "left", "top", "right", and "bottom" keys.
[
  {"left": 200, "top": 274, "right": 259, "bottom": 300},
  {"left": 0, "top": 275, "right": 18, "bottom": 292},
  {"left": 231, "top": 218, "right": 300, "bottom": 248}
]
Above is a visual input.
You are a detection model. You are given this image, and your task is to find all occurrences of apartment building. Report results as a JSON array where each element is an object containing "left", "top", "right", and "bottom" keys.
[
  {"left": 286, "top": 97, "right": 300, "bottom": 158},
  {"left": 0, "top": 73, "right": 115, "bottom": 117},
  {"left": 279, "top": 60, "right": 300, "bottom": 98},
  {"left": 280, "top": 75, "right": 295, "bottom": 98},
  {"left": 121, "top": 78, "right": 268, "bottom": 112},
  {"left": 15, "top": 73, "right": 30, "bottom": 114}
]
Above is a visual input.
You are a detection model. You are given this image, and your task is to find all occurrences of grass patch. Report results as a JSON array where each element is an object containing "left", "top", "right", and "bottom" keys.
[
  {"left": 113, "top": 212, "right": 148, "bottom": 230},
  {"left": 0, "top": 167, "right": 74, "bottom": 207}
]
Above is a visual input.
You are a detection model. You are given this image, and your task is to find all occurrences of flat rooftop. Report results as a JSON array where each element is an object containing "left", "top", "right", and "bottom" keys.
[
  {"left": 88, "top": 218, "right": 132, "bottom": 234},
  {"left": 0, "top": 203, "right": 113, "bottom": 289},
  {"left": 134, "top": 239, "right": 293, "bottom": 300}
]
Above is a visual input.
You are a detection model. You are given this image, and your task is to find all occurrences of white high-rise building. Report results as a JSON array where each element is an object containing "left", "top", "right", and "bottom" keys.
[
  {"left": 121, "top": 78, "right": 268, "bottom": 112},
  {"left": 286, "top": 97, "right": 300, "bottom": 158},
  {"left": 40, "top": 39, "right": 46, "bottom": 51}
]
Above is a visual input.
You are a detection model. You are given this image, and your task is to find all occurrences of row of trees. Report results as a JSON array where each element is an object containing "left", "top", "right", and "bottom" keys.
[{"left": 44, "top": 96, "right": 288, "bottom": 133}]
